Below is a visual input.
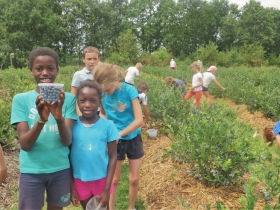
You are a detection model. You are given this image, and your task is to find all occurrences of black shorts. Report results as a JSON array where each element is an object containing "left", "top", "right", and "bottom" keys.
[
  {"left": 202, "top": 86, "right": 208, "bottom": 91},
  {"left": 117, "top": 134, "right": 144, "bottom": 160}
]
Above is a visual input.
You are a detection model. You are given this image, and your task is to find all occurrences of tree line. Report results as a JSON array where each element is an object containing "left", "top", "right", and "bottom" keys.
[{"left": 0, "top": 0, "right": 280, "bottom": 69}]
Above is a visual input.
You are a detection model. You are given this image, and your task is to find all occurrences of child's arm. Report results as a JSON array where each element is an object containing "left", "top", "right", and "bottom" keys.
[
  {"left": 0, "top": 145, "right": 7, "bottom": 186},
  {"left": 17, "top": 95, "right": 51, "bottom": 151},
  {"left": 119, "top": 98, "right": 143, "bottom": 137},
  {"left": 99, "top": 141, "right": 117, "bottom": 207},
  {"left": 275, "top": 135, "right": 280, "bottom": 149},
  {"left": 213, "top": 79, "right": 226, "bottom": 91},
  {"left": 143, "top": 105, "right": 151, "bottom": 121},
  {"left": 70, "top": 168, "right": 80, "bottom": 207},
  {"left": 47, "top": 91, "right": 73, "bottom": 146}
]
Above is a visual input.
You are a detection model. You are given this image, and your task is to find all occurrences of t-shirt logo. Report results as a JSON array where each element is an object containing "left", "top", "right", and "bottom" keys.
[
  {"left": 60, "top": 193, "right": 70, "bottom": 202},
  {"left": 117, "top": 103, "right": 126, "bottom": 112}
]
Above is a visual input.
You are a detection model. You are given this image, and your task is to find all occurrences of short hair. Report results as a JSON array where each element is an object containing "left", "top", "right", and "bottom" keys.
[
  {"left": 190, "top": 61, "right": 202, "bottom": 73},
  {"left": 76, "top": 79, "right": 102, "bottom": 100},
  {"left": 263, "top": 125, "right": 275, "bottom": 147},
  {"left": 93, "top": 63, "right": 124, "bottom": 87},
  {"left": 137, "top": 81, "right": 149, "bottom": 92},
  {"left": 83, "top": 46, "right": 100, "bottom": 58},
  {"left": 135, "top": 62, "right": 143, "bottom": 69},
  {"left": 29, "top": 47, "right": 59, "bottom": 68},
  {"left": 164, "top": 76, "right": 176, "bottom": 85}
]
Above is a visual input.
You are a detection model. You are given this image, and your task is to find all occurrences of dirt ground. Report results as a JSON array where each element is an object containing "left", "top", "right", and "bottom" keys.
[{"left": 0, "top": 96, "right": 277, "bottom": 209}]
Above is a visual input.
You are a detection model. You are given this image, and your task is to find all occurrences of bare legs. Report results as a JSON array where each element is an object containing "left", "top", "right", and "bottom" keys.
[
  {"left": 109, "top": 160, "right": 122, "bottom": 210},
  {"left": 128, "top": 159, "right": 141, "bottom": 210},
  {"left": 109, "top": 159, "right": 142, "bottom": 210},
  {"left": 203, "top": 91, "right": 211, "bottom": 108}
]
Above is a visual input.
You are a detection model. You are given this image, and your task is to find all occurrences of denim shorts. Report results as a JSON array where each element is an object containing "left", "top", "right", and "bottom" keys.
[
  {"left": 18, "top": 168, "right": 71, "bottom": 209},
  {"left": 117, "top": 134, "right": 144, "bottom": 160}
]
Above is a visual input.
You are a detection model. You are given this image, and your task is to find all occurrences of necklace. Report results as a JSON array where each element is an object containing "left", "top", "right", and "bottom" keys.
[{"left": 82, "top": 123, "right": 94, "bottom": 127}]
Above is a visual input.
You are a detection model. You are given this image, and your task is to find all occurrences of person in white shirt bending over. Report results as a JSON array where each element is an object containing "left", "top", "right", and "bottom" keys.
[
  {"left": 202, "top": 66, "right": 226, "bottom": 108},
  {"left": 124, "top": 63, "right": 143, "bottom": 85},
  {"left": 169, "top": 58, "right": 176, "bottom": 70}
]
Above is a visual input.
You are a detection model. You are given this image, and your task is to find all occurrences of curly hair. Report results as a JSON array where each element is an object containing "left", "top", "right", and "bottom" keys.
[
  {"left": 76, "top": 79, "right": 102, "bottom": 100},
  {"left": 29, "top": 47, "right": 59, "bottom": 68}
]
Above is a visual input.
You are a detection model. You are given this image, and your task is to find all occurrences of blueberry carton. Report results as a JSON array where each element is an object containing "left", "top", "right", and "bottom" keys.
[{"left": 38, "top": 83, "right": 64, "bottom": 103}]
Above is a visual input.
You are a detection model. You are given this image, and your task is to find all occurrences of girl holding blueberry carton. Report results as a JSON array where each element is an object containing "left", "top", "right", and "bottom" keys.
[{"left": 11, "top": 47, "right": 77, "bottom": 209}]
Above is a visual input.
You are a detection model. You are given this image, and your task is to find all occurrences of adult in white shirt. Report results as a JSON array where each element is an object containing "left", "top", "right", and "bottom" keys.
[
  {"left": 124, "top": 63, "right": 143, "bottom": 85},
  {"left": 203, "top": 66, "right": 226, "bottom": 108},
  {"left": 169, "top": 58, "right": 176, "bottom": 70}
]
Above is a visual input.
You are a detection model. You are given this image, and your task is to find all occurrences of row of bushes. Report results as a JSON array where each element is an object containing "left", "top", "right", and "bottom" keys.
[{"left": 137, "top": 72, "right": 280, "bottom": 208}]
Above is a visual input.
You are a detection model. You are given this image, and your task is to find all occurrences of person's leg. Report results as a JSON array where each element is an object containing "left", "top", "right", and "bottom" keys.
[
  {"left": 184, "top": 91, "right": 195, "bottom": 100},
  {"left": 126, "top": 135, "right": 144, "bottom": 210},
  {"left": 203, "top": 91, "right": 211, "bottom": 108},
  {"left": 46, "top": 203, "right": 63, "bottom": 210},
  {"left": 128, "top": 158, "right": 142, "bottom": 210},
  {"left": 109, "top": 160, "right": 122, "bottom": 210},
  {"left": 46, "top": 169, "right": 71, "bottom": 210},
  {"left": 18, "top": 173, "right": 45, "bottom": 210},
  {"left": 194, "top": 91, "right": 203, "bottom": 109}
]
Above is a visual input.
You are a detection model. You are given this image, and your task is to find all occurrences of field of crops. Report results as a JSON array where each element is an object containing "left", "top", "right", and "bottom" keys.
[{"left": 0, "top": 65, "right": 280, "bottom": 209}]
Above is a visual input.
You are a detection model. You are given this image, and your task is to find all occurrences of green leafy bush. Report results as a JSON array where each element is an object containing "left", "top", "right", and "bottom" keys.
[{"left": 167, "top": 105, "right": 263, "bottom": 187}]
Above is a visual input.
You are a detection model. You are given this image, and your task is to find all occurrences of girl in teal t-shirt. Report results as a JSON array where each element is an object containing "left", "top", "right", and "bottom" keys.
[{"left": 93, "top": 63, "right": 144, "bottom": 210}]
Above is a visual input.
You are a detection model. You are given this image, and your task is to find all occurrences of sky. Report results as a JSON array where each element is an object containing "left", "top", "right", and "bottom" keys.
[{"left": 227, "top": 0, "right": 280, "bottom": 10}]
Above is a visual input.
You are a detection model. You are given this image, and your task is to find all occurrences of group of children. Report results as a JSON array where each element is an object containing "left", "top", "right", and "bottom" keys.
[
  {"left": 7, "top": 46, "right": 150, "bottom": 210},
  {"left": 2, "top": 47, "right": 279, "bottom": 210},
  {"left": 165, "top": 60, "right": 226, "bottom": 109}
]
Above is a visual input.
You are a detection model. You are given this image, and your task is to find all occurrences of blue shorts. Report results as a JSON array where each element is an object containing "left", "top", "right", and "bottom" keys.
[
  {"left": 19, "top": 168, "right": 71, "bottom": 209},
  {"left": 117, "top": 134, "right": 144, "bottom": 160}
]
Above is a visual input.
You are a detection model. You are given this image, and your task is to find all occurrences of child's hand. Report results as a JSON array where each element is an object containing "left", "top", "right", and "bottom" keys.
[
  {"left": 187, "top": 83, "right": 192, "bottom": 87},
  {"left": 36, "top": 95, "right": 50, "bottom": 121},
  {"left": 46, "top": 90, "right": 65, "bottom": 121},
  {"left": 222, "top": 87, "right": 226, "bottom": 91},
  {"left": 71, "top": 188, "right": 80, "bottom": 207},
  {"left": 99, "top": 189, "right": 110, "bottom": 208}
]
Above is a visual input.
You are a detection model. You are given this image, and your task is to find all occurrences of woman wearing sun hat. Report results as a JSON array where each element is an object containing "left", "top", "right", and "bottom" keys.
[{"left": 202, "top": 66, "right": 226, "bottom": 108}]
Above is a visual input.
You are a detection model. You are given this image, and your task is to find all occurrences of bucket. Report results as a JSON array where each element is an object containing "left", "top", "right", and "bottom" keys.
[
  {"left": 86, "top": 196, "right": 106, "bottom": 210},
  {"left": 147, "top": 129, "right": 157, "bottom": 138}
]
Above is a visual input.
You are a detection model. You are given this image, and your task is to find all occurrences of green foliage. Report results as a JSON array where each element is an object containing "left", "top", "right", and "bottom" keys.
[
  {"left": 217, "top": 47, "right": 241, "bottom": 67},
  {"left": 239, "top": 178, "right": 259, "bottom": 210},
  {"left": 150, "top": 48, "right": 172, "bottom": 67},
  {"left": 0, "top": 0, "right": 280, "bottom": 68},
  {"left": 194, "top": 42, "right": 220, "bottom": 67},
  {"left": 3, "top": 0, "right": 66, "bottom": 67},
  {"left": 167, "top": 105, "right": 262, "bottom": 187},
  {"left": 239, "top": 1, "right": 276, "bottom": 53},
  {"left": 239, "top": 44, "right": 268, "bottom": 67},
  {"left": 210, "top": 66, "right": 280, "bottom": 120},
  {"left": 107, "top": 29, "right": 140, "bottom": 65}
]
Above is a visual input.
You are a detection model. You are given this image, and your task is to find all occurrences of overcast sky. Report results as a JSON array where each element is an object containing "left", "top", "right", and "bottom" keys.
[{"left": 227, "top": 0, "right": 280, "bottom": 9}]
